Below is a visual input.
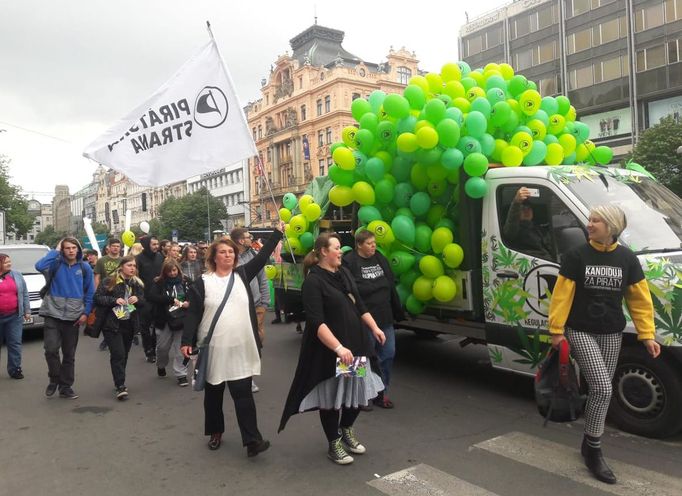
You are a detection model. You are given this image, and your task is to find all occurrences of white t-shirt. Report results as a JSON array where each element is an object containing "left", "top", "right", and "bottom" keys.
[{"left": 198, "top": 272, "right": 260, "bottom": 384}]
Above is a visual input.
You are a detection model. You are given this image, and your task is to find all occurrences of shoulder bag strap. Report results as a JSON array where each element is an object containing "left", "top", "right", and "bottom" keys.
[{"left": 202, "top": 272, "right": 235, "bottom": 347}]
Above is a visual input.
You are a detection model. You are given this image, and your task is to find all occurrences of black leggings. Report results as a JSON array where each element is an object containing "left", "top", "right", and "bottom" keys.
[{"left": 319, "top": 408, "right": 360, "bottom": 442}]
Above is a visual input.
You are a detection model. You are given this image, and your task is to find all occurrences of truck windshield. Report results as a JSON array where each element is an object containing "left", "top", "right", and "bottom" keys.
[
  {"left": 2, "top": 248, "right": 49, "bottom": 275},
  {"left": 565, "top": 174, "right": 682, "bottom": 253}
]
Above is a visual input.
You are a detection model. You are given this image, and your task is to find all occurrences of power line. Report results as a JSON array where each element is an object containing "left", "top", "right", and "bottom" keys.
[{"left": 0, "top": 121, "right": 74, "bottom": 144}]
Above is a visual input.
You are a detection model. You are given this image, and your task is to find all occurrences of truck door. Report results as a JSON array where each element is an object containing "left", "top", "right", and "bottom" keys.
[{"left": 482, "top": 180, "right": 586, "bottom": 374}]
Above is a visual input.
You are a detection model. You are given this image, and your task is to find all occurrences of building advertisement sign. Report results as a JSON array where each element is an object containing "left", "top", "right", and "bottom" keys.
[
  {"left": 580, "top": 108, "right": 632, "bottom": 139},
  {"left": 648, "top": 95, "right": 682, "bottom": 126}
]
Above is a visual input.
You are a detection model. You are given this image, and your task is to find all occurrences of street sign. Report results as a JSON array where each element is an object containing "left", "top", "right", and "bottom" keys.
[
  {"left": 171, "top": 229, "right": 179, "bottom": 243},
  {"left": 81, "top": 234, "right": 108, "bottom": 251}
]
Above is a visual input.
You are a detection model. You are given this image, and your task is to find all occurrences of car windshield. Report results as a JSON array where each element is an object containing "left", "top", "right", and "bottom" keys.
[
  {"left": 2, "top": 248, "right": 49, "bottom": 274},
  {"left": 565, "top": 173, "right": 682, "bottom": 253}
]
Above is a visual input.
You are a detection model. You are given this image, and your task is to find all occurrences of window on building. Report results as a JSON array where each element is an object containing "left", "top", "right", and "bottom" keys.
[
  {"left": 328, "top": 157, "right": 334, "bottom": 171},
  {"left": 299, "top": 76, "right": 303, "bottom": 89},
  {"left": 596, "top": 17, "right": 621, "bottom": 45},
  {"left": 265, "top": 94, "right": 269, "bottom": 105},
  {"left": 324, "top": 95, "right": 331, "bottom": 113},
  {"left": 569, "top": 27, "right": 592, "bottom": 54},
  {"left": 252, "top": 127, "right": 257, "bottom": 140},
  {"left": 569, "top": 64, "right": 594, "bottom": 89},
  {"left": 486, "top": 26, "right": 503, "bottom": 48},
  {"left": 397, "top": 66, "right": 412, "bottom": 85},
  {"left": 258, "top": 125, "right": 262, "bottom": 139},
  {"left": 649, "top": 44, "right": 667, "bottom": 69},
  {"left": 515, "top": 48, "right": 534, "bottom": 71},
  {"left": 636, "top": 3, "right": 665, "bottom": 32},
  {"left": 319, "top": 159, "right": 326, "bottom": 176},
  {"left": 595, "top": 55, "right": 623, "bottom": 83},
  {"left": 665, "top": 0, "right": 682, "bottom": 22},
  {"left": 514, "top": 15, "right": 531, "bottom": 38},
  {"left": 318, "top": 130, "right": 324, "bottom": 147},
  {"left": 267, "top": 148, "right": 272, "bottom": 162},
  {"left": 538, "top": 40, "right": 556, "bottom": 64},
  {"left": 326, "top": 127, "right": 332, "bottom": 144},
  {"left": 668, "top": 39, "right": 680, "bottom": 64},
  {"left": 300, "top": 105, "right": 306, "bottom": 121},
  {"left": 352, "top": 92, "right": 361, "bottom": 101},
  {"left": 537, "top": 4, "right": 557, "bottom": 30},
  {"left": 467, "top": 35, "right": 483, "bottom": 56},
  {"left": 316, "top": 99, "right": 322, "bottom": 116},
  {"left": 572, "top": 0, "right": 591, "bottom": 17}
]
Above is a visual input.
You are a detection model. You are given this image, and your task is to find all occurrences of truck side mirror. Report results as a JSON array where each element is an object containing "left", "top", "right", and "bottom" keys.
[{"left": 556, "top": 227, "right": 587, "bottom": 257}]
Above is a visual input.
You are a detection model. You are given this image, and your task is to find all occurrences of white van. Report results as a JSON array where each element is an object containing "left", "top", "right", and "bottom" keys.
[{"left": 1, "top": 245, "right": 50, "bottom": 331}]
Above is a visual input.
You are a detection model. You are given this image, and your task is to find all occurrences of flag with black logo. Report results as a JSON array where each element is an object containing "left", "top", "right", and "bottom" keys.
[{"left": 83, "top": 40, "right": 256, "bottom": 187}]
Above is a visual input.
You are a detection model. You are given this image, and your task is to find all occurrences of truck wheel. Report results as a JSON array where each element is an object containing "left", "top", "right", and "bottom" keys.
[{"left": 608, "top": 346, "right": 682, "bottom": 438}]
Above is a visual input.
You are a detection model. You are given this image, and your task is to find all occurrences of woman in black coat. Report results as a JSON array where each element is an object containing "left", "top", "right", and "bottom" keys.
[
  {"left": 148, "top": 259, "right": 192, "bottom": 386},
  {"left": 180, "top": 223, "right": 283, "bottom": 456},
  {"left": 94, "top": 255, "right": 145, "bottom": 400},
  {"left": 279, "top": 232, "right": 386, "bottom": 465}
]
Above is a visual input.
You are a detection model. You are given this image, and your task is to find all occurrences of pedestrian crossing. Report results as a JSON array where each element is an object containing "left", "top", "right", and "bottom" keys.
[{"left": 368, "top": 431, "right": 682, "bottom": 496}]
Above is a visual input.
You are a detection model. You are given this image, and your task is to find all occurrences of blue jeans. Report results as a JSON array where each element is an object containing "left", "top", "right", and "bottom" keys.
[
  {"left": 0, "top": 313, "right": 23, "bottom": 375},
  {"left": 375, "top": 324, "right": 396, "bottom": 393}
]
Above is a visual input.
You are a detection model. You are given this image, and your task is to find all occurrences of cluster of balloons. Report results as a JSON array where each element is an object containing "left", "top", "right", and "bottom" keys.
[
  {"left": 279, "top": 192, "right": 323, "bottom": 256},
  {"left": 322, "top": 60, "right": 613, "bottom": 315}
]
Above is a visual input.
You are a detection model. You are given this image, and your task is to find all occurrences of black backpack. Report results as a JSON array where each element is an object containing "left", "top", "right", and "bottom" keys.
[{"left": 535, "top": 339, "right": 586, "bottom": 426}]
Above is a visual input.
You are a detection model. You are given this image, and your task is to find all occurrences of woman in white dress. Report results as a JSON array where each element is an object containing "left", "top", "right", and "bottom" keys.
[{"left": 181, "top": 222, "right": 283, "bottom": 455}]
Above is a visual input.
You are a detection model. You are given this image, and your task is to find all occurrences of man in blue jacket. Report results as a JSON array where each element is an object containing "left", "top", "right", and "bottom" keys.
[{"left": 35, "top": 237, "right": 95, "bottom": 399}]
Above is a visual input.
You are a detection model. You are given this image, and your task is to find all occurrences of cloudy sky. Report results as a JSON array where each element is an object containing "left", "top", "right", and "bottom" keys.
[{"left": 0, "top": 0, "right": 502, "bottom": 202}]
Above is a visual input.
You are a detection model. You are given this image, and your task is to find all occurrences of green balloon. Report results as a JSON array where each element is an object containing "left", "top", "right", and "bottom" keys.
[
  {"left": 395, "top": 207, "right": 415, "bottom": 219},
  {"left": 406, "top": 294, "right": 425, "bottom": 314},
  {"left": 396, "top": 284, "right": 411, "bottom": 305},
  {"left": 523, "top": 140, "right": 547, "bottom": 166},
  {"left": 435, "top": 218, "right": 456, "bottom": 231},
  {"left": 328, "top": 164, "right": 354, "bottom": 186},
  {"left": 457, "top": 136, "right": 482, "bottom": 156},
  {"left": 410, "top": 163, "right": 429, "bottom": 190},
  {"left": 508, "top": 75, "right": 528, "bottom": 97},
  {"left": 391, "top": 215, "right": 416, "bottom": 246},
  {"left": 424, "top": 98, "right": 446, "bottom": 124},
  {"left": 441, "top": 148, "right": 464, "bottom": 171},
  {"left": 351, "top": 98, "right": 372, "bottom": 122},
  {"left": 486, "top": 87, "right": 506, "bottom": 105},
  {"left": 410, "top": 191, "right": 431, "bottom": 217},
  {"left": 330, "top": 141, "right": 346, "bottom": 154},
  {"left": 383, "top": 94, "right": 410, "bottom": 119},
  {"left": 282, "top": 192, "right": 297, "bottom": 210},
  {"left": 404, "top": 85, "right": 426, "bottom": 110},
  {"left": 540, "top": 96, "right": 558, "bottom": 116},
  {"left": 369, "top": 90, "right": 386, "bottom": 114},
  {"left": 442, "top": 243, "right": 465, "bottom": 268},
  {"left": 426, "top": 205, "right": 447, "bottom": 228},
  {"left": 374, "top": 179, "right": 395, "bottom": 205},
  {"left": 365, "top": 157, "right": 385, "bottom": 184},
  {"left": 355, "top": 129, "right": 375, "bottom": 154},
  {"left": 400, "top": 269, "right": 420, "bottom": 290},
  {"left": 465, "top": 111, "right": 487, "bottom": 138},
  {"left": 415, "top": 147, "right": 442, "bottom": 166},
  {"left": 389, "top": 251, "right": 416, "bottom": 276},
  {"left": 358, "top": 206, "right": 382, "bottom": 224},
  {"left": 445, "top": 106, "right": 464, "bottom": 125},
  {"left": 359, "top": 113, "right": 379, "bottom": 133},
  {"left": 464, "top": 176, "right": 488, "bottom": 199},
  {"left": 397, "top": 115, "right": 417, "bottom": 134},
  {"left": 377, "top": 121, "right": 397, "bottom": 146},
  {"left": 460, "top": 77, "right": 476, "bottom": 91},
  {"left": 415, "top": 224, "right": 433, "bottom": 253},
  {"left": 436, "top": 119, "right": 461, "bottom": 148},
  {"left": 479, "top": 133, "right": 495, "bottom": 156},
  {"left": 470, "top": 98, "right": 492, "bottom": 118},
  {"left": 392, "top": 156, "right": 412, "bottom": 182},
  {"left": 299, "top": 232, "right": 314, "bottom": 250},
  {"left": 394, "top": 182, "right": 415, "bottom": 208},
  {"left": 556, "top": 95, "right": 571, "bottom": 115},
  {"left": 427, "top": 179, "right": 447, "bottom": 198},
  {"left": 463, "top": 152, "right": 489, "bottom": 177}
]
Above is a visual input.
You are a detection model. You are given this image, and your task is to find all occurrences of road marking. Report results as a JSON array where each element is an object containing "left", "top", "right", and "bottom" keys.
[
  {"left": 368, "top": 463, "right": 500, "bottom": 496},
  {"left": 473, "top": 431, "right": 682, "bottom": 496}
]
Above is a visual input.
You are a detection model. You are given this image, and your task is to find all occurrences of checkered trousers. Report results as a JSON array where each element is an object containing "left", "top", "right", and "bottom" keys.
[{"left": 565, "top": 329, "right": 623, "bottom": 438}]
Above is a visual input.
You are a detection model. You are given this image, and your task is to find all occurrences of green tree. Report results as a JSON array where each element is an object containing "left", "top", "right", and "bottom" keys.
[
  {"left": 35, "top": 225, "right": 66, "bottom": 248},
  {"left": 0, "top": 155, "right": 36, "bottom": 237},
  {"left": 629, "top": 116, "right": 682, "bottom": 196},
  {"left": 157, "top": 188, "right": 228, "bottom": 241}
]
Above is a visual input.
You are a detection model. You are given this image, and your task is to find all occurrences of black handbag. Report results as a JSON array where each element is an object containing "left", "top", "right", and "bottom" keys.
[
  {"left": 193, "top": 273, "right": 235, "bottom": 392},
  {"left": 535, "top": 339, "right": 586, "bottom": 426}
]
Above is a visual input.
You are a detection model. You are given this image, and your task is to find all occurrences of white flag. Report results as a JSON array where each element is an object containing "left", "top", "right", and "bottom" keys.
[{"left": 83, "top": 40, "right": 256, "bottom": 187}]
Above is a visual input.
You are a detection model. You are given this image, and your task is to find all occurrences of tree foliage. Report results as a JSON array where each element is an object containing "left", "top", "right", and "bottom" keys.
[
  {"left": 156, "top": 188, "right": 227, "bottom": 241},
  {"left": 35, "top": 225, "right": 66, "bottom": 248},
  {"left": 0, "top": 155, "right": 36, "bottom": 237},
  {"left": 630, "top": 116, "right": 682, "bottom": 197}
]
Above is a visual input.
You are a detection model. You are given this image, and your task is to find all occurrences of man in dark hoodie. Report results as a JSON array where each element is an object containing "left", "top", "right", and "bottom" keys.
[
  {"left": 35, "top": 237, "right": 95, "bottom": 399},
  {"left": 136, "top": 235, "right": 164, "bottom": 362}
]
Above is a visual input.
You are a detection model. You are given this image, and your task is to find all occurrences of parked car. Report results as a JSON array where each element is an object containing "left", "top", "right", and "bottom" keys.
[{"left": 1, "top": 244, "right": 50, "bottom": 331}]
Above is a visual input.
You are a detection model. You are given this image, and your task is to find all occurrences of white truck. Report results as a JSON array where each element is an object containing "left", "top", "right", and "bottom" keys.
[{"left": 275, "top": 165, "right": 682, "bottom": 438}]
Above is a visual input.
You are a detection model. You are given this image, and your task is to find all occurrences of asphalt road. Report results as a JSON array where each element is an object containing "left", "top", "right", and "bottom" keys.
[{"left": 2, "top": 316, "right": 681, "bottom": 496}]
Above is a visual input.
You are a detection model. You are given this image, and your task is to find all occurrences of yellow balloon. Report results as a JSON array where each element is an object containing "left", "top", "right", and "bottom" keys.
[
  {"left": 416, "top": 127, "right": 439, "bottom": 149},
  {"left": 332, "top": 147, "right": 356, "bottom": 171},
  {"left": 425, "top": 72, "right": 444, "bottom": 93},
  {"left": 341, "top": 126, "right": 358, "bottom": 148},
  {"left": 558, "top": 134, "right": 577, "bottom": 156},
  {"left": 466, "top": 87, "right": 486, "bottom": 102},
  {"left": 289, "top": 214, "right": 309, "bottom": 236},
  {"left": 545, "top": 143, "right": 564, "bottom": 165},
  {"left": 264, "top": 265, "right": 277, "bottom": 280},
  {"left": 443, "top": 80, "right": 465, "bottom": 100},
  {"left": 501, "top": 146, "right": 523, "bottom": 167},
  {"left": 298, "top": 194, "right": 314, "bottom": 211},
  {"left": 279, "top": 208, "right": 292, "bottom": 223},
  {"left": 303, "top": 203, "right": 321, "bottom": 222},
  {"left": 499, "top": 63, "right": 515, "bottom": 80},
  {"left": 397, "top": 132, "right": 419, "bottom": 153},
  {"left": 285, "top": 224, "right": 298, "bottom": 239},
  {"left": 352, "top": 181, "right": 376, "bottom": 206},
  {"left": 440, "top": 62, "right": 462, "bottom": 82},
  {"left": 469, "top": 71, "right": 485, "bottom": 87},
  {"left": 408, "top": 75, "right": 430, "bottom": 94},
  {"left": 329, "top": 185, "right": 354, "bottom": 207},
  {"left": 121, "top": 230, "right": 135, "bottom": 248}
]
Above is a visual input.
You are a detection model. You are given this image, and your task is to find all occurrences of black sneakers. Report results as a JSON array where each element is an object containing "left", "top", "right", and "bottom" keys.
[
  {"left": 177, "top": 376, "right": 188, "bottom": 387},
  {"left": 328, "top": 438, "right": 353, "bottom": 465},
  {"left": 10, "top": 368, "right": 24, "bottom": 380},
  {"left": 341, "top": 427, "right": 366, "bottom": 454},
  {"left": 45, "top": 383, "right": 58, "bottom": 397},
  {"left": 59, "top": 387, "right": 79, "bottom": 400},
  {"left": 247, "top": 439, "right": 270, "bottom": 457},
  {"left": 116, "top": 386, "right": 129, "bottom": 401},
  {"left": 157, "top": 367, "right": 167, "bottom": 377}
]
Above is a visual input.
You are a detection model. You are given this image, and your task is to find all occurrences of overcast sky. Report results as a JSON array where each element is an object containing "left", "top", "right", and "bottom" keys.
[{"left": 0, "top": 0, "right": 503, "bottom": 203}]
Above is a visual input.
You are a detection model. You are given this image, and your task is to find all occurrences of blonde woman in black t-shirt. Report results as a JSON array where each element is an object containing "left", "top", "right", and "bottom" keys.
[{"left": 548, "top": 205, "right": 660, "bottom": 485}]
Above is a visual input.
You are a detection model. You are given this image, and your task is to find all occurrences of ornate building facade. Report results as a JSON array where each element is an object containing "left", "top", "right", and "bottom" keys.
[{"left": 245, "top": 24, "right": 420, "bottom": 227}]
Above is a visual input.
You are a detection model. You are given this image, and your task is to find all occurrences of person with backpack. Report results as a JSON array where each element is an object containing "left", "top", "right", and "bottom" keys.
[
  {"left": 148, "top": 259, "right": 191, "bottom": 386},
  {"left": 136, "top": 235, "right": 164, "bottom": 362},
  {"left": 548, "top": 205, "right": 660, "bottom": 485},
  {"left": 35, "top": 237, "right": 95, "bottom": 400},
  {"left": 93, "top": 255, "right": 145, "bottom": 400}
]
